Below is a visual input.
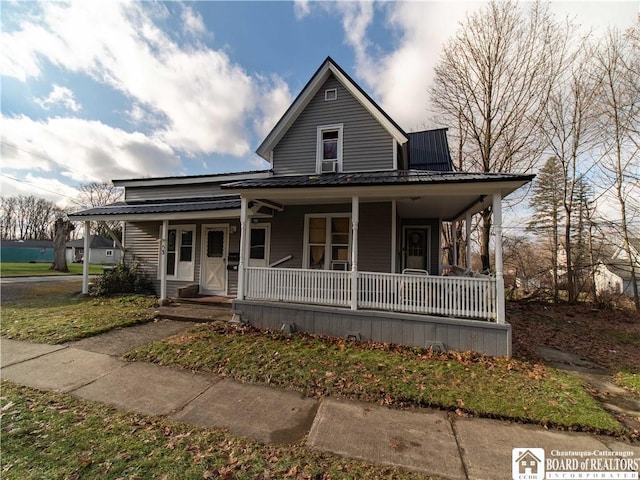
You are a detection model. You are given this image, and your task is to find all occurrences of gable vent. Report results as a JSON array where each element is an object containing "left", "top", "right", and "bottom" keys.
[{"left": 324, "top": 88, "right": 337, "bottom": 101}]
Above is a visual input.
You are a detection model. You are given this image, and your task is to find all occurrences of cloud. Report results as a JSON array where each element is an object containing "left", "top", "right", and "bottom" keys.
[
  {"left": 0, "top": 114, "right": 181, "bottom": 184},
  {"left": 293, "top": 0, "right": 311, "bottom": 20},
  {"left": 0, "top": 1, "right": 276, "bottom": 157},
  {"left": 253, "top": 75, "right": 293, "bottom": 140},
  {"left": 34, "top": 84, "right": 82, "bottom": 112},
  {"left": 181, "top": 5, "right": 207, "bottom": 37},
  {"left": 0, "top": 172, "right": 82, "bottom": 208}
]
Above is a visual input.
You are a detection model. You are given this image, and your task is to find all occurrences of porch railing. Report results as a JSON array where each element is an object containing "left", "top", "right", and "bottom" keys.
[{"left": 245, "top": 267, "right": 497, "bottom": 321}]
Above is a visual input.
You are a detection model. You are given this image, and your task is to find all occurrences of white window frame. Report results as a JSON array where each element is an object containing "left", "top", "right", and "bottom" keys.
[
  {"left": 248, "top": 223, "right": 271, "bottom": 267},
  {"left": 316, "top": 124, "right": 343, "bottom": 174},
  {"left": 105, "top": 249, "right": 114, "bottom": 257},
  {"left": 324, "top": 88, "right": 337, "bottom": 101},
  {"left": 303, "top": 214, "right": 351, "bottom": 270},
  {"left": 157, "top": 224, "right": 195, "bottom": 281}
]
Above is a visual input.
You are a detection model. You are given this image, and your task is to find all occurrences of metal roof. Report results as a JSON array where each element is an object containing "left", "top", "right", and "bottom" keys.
[
  {"left": 407, "top": 129, "right": 453, "bottom": 171},
  {"left": 66, "top": 235, "right": 116, "bottom": 248},
  {"left": 69, "top": 196, "right": 241, "bottom": 218},
  {"left": 222, "top": 170, "right": 534, "bottom": 190}
]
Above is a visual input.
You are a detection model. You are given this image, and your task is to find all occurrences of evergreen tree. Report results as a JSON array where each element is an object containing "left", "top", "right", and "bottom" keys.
[{"left": 528, "top": 157, "right": 564, "bottom": 302}]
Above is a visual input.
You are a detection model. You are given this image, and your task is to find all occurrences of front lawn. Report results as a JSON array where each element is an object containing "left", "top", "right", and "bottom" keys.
[
  {"left": 1, "top": 382, "right": 430, "bottom": 480},
  {"left": 614, "top": 372, "right": 640, "bottom": 395},
  {"left": 1, "top": 262, "right": 104, "bottom": 277},
  {"left": 1, "top": 294, "right": 158, "bottom": 344},
  {"left": 124, "top": 322, "right": 623, "bottom": 434}
]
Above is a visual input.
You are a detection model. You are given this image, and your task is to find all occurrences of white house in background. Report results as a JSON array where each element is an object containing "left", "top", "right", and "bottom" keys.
[
  {"left": 594, "top": 239, "right": 639, "bottom": 298},
  {"left": 66, "top": 235, "right": 121, "bottom": 265}
]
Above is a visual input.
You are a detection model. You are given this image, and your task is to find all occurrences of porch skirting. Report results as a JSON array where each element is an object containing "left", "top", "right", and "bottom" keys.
[{"left": 232, "top": 299, "right": 511, "bottom": 357}]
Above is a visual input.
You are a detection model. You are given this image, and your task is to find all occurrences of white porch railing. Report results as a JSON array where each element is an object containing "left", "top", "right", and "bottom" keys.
[{"left": 245, "top": 267, "right": 497, "bottom": 321}]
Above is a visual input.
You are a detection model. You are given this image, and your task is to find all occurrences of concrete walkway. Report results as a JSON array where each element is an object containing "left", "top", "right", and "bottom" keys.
[{"left": 1, "top": 324, "right": 638, "bottom": 480}]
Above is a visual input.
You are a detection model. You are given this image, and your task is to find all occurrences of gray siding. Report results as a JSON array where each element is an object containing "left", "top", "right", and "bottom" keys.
[
  {"left": 234, "top": 300, "right": 511, "bottom": 357},
  {"left": 125, "top": 183, "right": 225, "bottom": 202},
  {"left": 267, "top": 202, "right": 392, "bottom": 272},
  {"left": 273, "top": 75, "right": 394, "bottom": 175},
  {"left": 124, "top": 219, "right": 240, "bottom": 297}
]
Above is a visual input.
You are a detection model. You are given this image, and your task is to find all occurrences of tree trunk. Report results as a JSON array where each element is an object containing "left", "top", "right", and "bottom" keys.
[{"left": 51, "top": 218, "right": 75, "bottom": 272}]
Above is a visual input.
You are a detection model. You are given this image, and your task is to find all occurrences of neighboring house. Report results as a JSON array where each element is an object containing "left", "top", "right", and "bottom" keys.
[
  {"left": 70, "top": 57, "right": 534, "bottom": 356},
  {"left": 0, "top": 239, "right": 54, "bottom": 263},
  {"left": 66, "top": 235, "right": 122, "bottom": 265},
  {"left": 594, "top": 239, "right": 640, "bottom": 298}
]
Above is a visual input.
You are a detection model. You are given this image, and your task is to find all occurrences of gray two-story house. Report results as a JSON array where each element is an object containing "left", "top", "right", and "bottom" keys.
[{"left": 71, "top": 57, "right": 533, "bottom": 356}]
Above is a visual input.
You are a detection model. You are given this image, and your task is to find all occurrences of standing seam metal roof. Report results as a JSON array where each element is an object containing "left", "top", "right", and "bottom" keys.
[{"left": 69, "top": 196, "right": 241, "bottom": 217}]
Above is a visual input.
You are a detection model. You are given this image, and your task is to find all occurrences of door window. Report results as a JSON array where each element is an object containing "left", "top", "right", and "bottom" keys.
[
  {"left": 159, "top": 225, "right": 195, "bottom": 280},
  {"left": 207, "top": 230, "right": 224, "bottom": 257},
  {"left": 250, "top": 227, "right": 266, "bottom": 260}
]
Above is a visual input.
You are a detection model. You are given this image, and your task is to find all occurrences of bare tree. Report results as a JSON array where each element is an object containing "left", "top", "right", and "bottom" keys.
[
  {"left": 0, "top": 195, "right": 63, "bottom": 240},
  {"left": 540, "top": 37, "right": 600, "bottom": 302},
  {"left": 594, "top": 25, "right": 640, "bottom": 310},
  {"left": 74, "top": 182, "right": 124, "bottom": 239},
  {"left": 430, "top": 0, "right": 567, "bottom": 270}
]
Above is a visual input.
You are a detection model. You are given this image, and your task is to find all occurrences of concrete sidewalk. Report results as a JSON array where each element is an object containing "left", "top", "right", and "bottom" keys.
[{"left": 1, "top": 327, "right": 638, "bottom": 480}]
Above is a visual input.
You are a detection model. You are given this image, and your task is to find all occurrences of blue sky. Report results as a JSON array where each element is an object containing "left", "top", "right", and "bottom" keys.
[{"left": 0, "top": 0, "right": 637, "bottom": 207}]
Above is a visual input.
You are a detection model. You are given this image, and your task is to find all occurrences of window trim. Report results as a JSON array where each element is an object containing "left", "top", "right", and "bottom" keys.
[
  {"left": 324, "top": 88, "right": 337, "bottom": 101},
  {"left": 249, "top": 223, "right": 271, "bottom": 267},
  {"left": 105, "top": 249, "right": 114, "bottom": 257},
  {"left": 303, "top": 213, "right": 351, "bottom": 270},
  {"left": 316, "top": 124, "right": 343, "bottom": 174},
  {"left": 157, "top": 224, "right": 195, "bottom": 281}
]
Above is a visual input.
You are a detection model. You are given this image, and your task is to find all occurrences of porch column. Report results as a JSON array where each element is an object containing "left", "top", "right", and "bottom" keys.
[
  {"left": 466, "top": 212, "right": 472, "bottom": 269},
  {"left": 159, "top": 220, "right": 168, "bottom": 303},
  {"left": 237, "top": 196, "right": 248, "bottom": 300},
  {"left": 493, "top": 193, "right": 505, "bottom": 324},
  {"left": 351, "top": 196, "right": 359, "bottom": 310},
  {"left": 452, "top": 220, "right": 458, "bottom": 266},
  {"left": 82, "top": 221, "right": 90, "bottom": 294},
  {"left": 391, "top": 200, "right": 397, "bottom": 273}
]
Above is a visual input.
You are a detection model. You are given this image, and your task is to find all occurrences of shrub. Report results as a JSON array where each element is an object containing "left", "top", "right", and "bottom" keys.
[{"left": 90, "top": 261, "right": 154, "bottom": 297}]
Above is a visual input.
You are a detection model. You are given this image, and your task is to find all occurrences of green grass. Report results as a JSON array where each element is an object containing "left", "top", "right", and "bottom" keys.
[
  {"left": 0, "top": 262, "right": 104, "bottom": 276},
  {"left": 124, "top": 322, "right": 623, "bottom": 434},
  {"left": 1, "top": 382, "right": 431, "bottom": 480},
  {"left": 1, "top": 293, "right": 158, "bottom": 344},
  {"left": 614, "top": 372, "right": 640, "bottom": 395}
]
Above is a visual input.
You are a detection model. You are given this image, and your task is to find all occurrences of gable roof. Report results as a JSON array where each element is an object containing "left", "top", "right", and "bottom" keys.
[
  {"left": 256, "top": 56, "right": 408, "bottom": 162},
  {"left": 66, "top": 235, "right": 117, "bottom": 249}
]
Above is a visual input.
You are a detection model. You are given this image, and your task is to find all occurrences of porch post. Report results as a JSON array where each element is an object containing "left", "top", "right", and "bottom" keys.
[
  {"left": 351, "top": 196, "right": 359, "bottom": 310},
  {"left": 237, "top": 196, "right": 248, "bottom": 300},
  {"left": 391, "top": 200, "right": 397, "bottom": 273},
  {"left": 493, "top": 193, "right": 505, "bottom": 324},
  {"left": 160, "top": 220, "right": 168, "bottom": 303},
  {"left": 452, "top": 221, "right": 458, "bottom": 266},
  {"left": 466, "top": 212, "right": 472, "bottom": 269},
  {"left": 82, "top": 221, "right": 90, "bottom": 294}
]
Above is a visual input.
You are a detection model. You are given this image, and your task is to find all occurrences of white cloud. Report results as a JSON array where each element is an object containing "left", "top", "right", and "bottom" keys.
[
  {"left": 0, "top": 114, "right": 181, "bottom": 184},
  {"left": 253, "top": 75, "right": 293, "bottom": 140},
  {"left": 293, "top": 0, "right": 311, "bottom": 20},
  {"left": 34, "top": 84, "right": 82, "bottom": 112},
  {"left": 0, "top": 172, "right": 81, "bottom": 208},
  {"left": 181, "top": 5, "right": 207, "bottom": 36},
  {"left": 0, "top": 1, "right": 275, "bottom": 158}
]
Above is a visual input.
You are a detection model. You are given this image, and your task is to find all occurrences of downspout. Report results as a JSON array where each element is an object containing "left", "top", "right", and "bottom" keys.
[
  {"left": 493, "top": 193, "right": 505, "bottom": 324},
  {"left": 82, "top": 221, "right": 90, "bottom": 294},
  {"left": 351, "top": 196, "right": 359, "bottom": 310}
]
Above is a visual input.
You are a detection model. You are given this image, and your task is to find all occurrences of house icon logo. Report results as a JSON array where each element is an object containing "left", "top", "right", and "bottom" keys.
[{"left": 512, "top": 448, "right": 545, "bottom": 480}]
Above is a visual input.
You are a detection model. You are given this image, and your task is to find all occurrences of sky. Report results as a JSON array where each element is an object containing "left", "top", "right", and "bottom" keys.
[{"left": 0, "top": 0, "right": 637, "bottom": 210}]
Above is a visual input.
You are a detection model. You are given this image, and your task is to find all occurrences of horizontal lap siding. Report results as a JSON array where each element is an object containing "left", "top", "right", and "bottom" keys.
[
  {"left": 274, "top": 75, "right": 393, "bottom": 175},
  {"left": 125, "top": 184, "right": 225, "bottom": 202}
]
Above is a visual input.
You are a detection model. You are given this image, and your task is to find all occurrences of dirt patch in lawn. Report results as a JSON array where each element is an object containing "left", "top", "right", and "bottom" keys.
[{"left": 508, "top": 300, "right": 640, "bottom": 373}]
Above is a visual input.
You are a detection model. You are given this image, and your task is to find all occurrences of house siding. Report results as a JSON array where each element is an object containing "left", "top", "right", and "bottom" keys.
[
  {"left": 125, "top": 184, "right": 225, "bottom": 202},
  {"left": 273, "top": 75, "right": 394, "bottom": 175},
  {"left": 267, "top": 202, "right": 392, "bottom": 272}
]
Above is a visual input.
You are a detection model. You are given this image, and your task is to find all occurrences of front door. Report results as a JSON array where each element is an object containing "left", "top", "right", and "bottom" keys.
[
  {"left": 403, "top": 227, "right": 429, "bottom": 272},
  {"left": 201, "top": 226, "right": 228, "bottom": 294}
]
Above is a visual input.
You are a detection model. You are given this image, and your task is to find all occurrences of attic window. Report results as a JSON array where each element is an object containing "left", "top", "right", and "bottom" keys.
[{"left": 324, "top": 88, "right": 337, "bottom": 101}]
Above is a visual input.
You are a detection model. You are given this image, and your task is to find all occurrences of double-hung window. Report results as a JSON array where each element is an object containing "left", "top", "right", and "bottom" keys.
[
  {"left": 316, "top": 124, "right": 343, "bottom": 174},
  {"left": 158, "top": 225, "right": 195, "bottom": 280},
  {"left": 304, "top": 214, "right": 351, "bottom": 270}
]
